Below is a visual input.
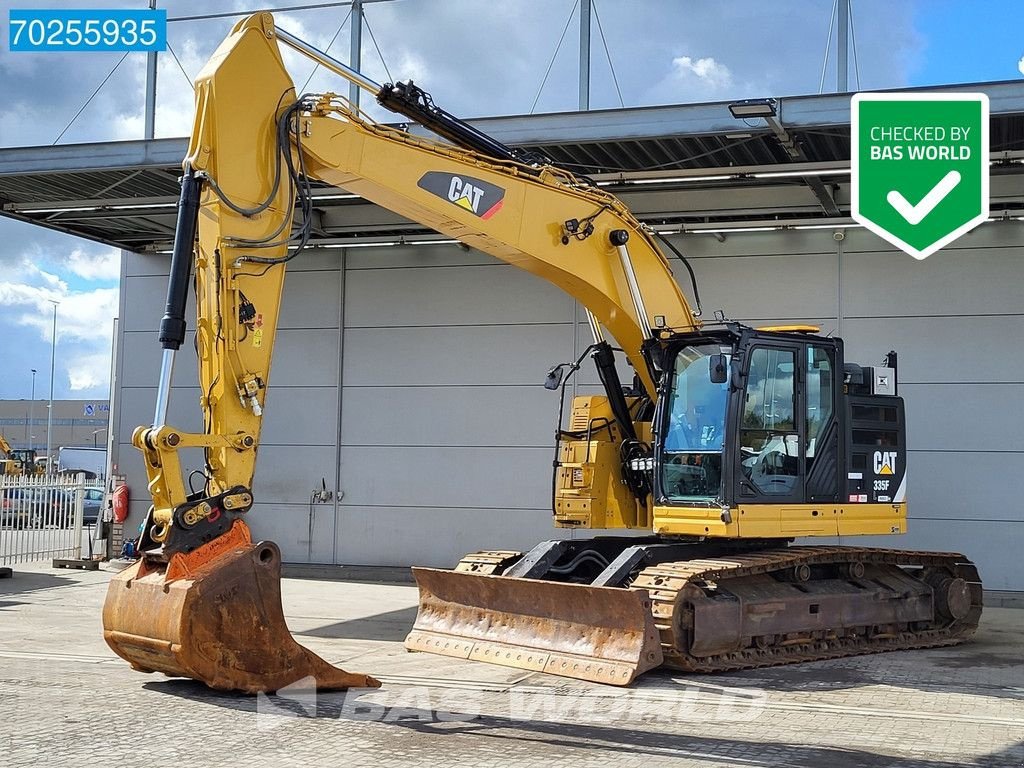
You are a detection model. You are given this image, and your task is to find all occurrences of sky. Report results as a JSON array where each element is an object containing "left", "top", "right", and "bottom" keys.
[{"left": 0, "top": 0, "right": 1022, "bottom": 402}]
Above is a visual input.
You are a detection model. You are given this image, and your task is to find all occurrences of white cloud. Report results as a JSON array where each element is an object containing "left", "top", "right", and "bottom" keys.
[
  {"left": 0, "top": 267, "right": 63, "bottom": 303},
  {"left": 8, "top": 284, "right": 118, "bottom": 345},
  {"left": 672, "top": 56, "right": 734, "bottom": 90},
  {"left": 1018, "top": 55, "right": 1024, "bottom": 76},
  {"left": 66, "top": 248, "right": 120, "bottom": 282},
  {"left": 65, "top": 351, "right": 112, "bottom": 392},
  {"left": 642, "top": 52, "right": 755, "bottom": 105},
  {"left": 0, "top": 256, "right": 118, "bottom": 396},
  {"left": 28, "top": 265, "right": 65, "bottom": 291}
]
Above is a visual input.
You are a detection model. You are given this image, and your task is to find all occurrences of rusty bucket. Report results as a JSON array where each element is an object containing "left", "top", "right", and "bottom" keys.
[
  {"left": 405, "top": 567, "right": 663, "bottom": 686},
  {"left": 103, "top": 534, "right": 380, "bottom": 694}
]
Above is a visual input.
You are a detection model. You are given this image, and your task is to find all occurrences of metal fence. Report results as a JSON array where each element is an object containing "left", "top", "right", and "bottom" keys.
[{"left": 0, "top": 472, "right": 101, "bottom": 565}]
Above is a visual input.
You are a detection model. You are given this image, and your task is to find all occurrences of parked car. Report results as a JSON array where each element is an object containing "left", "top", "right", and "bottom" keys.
[
  {"left": 1, "top": 486, "right": 105, "bottom": 527},
  {"left": 0, "top": 488, "right": 62, "bottom": 527},
  {"left": 46, "top": 489, "right": 93, "bottom": 528},
  {"left": 1, "top": 488, "right": 40, "bottom": 526},
  {"left": 48, "top": 490, "right": 76, "bottom": 527},
  {"left": 83, "top": 488, "right": 104, "bottom": 525}
]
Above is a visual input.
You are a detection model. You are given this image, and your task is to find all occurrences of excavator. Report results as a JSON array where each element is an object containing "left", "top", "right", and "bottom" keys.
[{"left": 102, "top": 13, "right": 981, "bottom": 693}]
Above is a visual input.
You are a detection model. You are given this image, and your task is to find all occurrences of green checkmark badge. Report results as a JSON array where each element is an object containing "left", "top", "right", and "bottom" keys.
[{"left": 852, "top": 93, "right": 989, "bottom": 260}]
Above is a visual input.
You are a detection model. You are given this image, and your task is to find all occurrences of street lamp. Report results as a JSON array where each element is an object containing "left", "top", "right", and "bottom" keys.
[
  {"left": 92, "top": 428, "right": 106, "bottom": 448},
  {"left": 28, "top": 368, "right": 36, "bottom": 452},
  {"left": 727, "top": 98, "right": 777, "bottom": 119},
  {"left": 46, "top": 300, "right": 59, "bottom": 467}
]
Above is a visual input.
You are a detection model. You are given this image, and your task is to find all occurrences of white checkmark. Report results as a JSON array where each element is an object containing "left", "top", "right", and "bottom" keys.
[{"left": 886, "top": 170, "right": 962, "bottom": 225}]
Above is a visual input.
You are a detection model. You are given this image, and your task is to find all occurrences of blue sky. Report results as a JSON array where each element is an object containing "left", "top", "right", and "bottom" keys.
[
  {"left": 909, "top": 0, "right": 1024, "bottom": 86},
  {"left": 0, "top": 0, "right": 1022, "bottom": 403}
]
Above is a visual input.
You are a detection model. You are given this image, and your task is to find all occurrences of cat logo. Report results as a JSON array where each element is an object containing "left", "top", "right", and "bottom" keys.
[
  {"left": 417, "top": 171, "right": 505, "bottom": 219},
  {"left": 873, "top": 450, "right": 897, "bottom": 476}
]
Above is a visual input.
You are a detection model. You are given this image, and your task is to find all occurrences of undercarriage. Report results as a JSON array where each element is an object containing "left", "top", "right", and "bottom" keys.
[{"left": 406, "top": 537, "right": 982, "bottom": 684}]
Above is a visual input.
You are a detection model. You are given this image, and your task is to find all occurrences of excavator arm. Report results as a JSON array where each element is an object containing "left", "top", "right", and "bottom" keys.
[{"left": 102, "top": 12, "right": 697, "bottom": 693}]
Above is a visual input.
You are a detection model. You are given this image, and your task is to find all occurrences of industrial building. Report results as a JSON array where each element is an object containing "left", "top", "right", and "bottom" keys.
[
  {"left": 0, "top": 399, "right": 110, "bottom": 455},
  {"left": 1, "top": 81, "right": 1021, "bottom": 593}
]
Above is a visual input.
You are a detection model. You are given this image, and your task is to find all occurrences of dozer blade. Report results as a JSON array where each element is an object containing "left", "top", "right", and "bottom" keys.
[
  {"left": 405, "top": 567, "right": 663, "bottom": 686},
  {"left": 103, "top": 537, "right": 380, "bottom": 693}
]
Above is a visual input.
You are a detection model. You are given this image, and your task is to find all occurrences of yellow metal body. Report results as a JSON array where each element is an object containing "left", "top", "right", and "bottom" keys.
[
  {"left": 651, "top": 502, "right": 907, "bottom": 538},
  {"left": 297, "top": 117, "right": 697, "bottom": 395},
  {"left": 133, "top": 14, "right": 297, "bottom": 525},
  {"left": 116, "top": 9, "right": 917, "bottom": 562},
  {"left": 131, "top": 12, "right": 906, "bottom": 545},
  {"left": 0, "top": 434, "right": 17, "bottom": 475},
  {"left": 550, "top": 398, "right": 908, "bottom": 539},
  {"left": 132, "top": 12, "right": 697, "bottom": 533},
  {"left": 553, "top": 396, "right": 651, "bottom": 530}
]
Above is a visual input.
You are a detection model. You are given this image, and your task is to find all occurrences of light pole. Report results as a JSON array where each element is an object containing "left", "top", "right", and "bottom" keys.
[
  {"left": 92, "top": 428, "right": 106, "bottom": 448},
  {"left": 46, "top": 300, "right": 59, "bottom": 468},
  {"left": 28, "top": 369, "right": 36, "bottom": 451}
]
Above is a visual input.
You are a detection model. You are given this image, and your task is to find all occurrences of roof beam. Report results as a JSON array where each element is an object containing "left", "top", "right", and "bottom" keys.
[{"left": 0, "top": 138, "right": 188, "bottom": 176}]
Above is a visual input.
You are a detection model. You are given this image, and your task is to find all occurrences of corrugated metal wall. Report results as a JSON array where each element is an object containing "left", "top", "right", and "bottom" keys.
[{"left": 115, "top": 221, "right": 1023, "bottom": 589}]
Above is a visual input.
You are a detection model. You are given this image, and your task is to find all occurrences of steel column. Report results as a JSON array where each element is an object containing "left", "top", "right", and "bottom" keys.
[
  {"left": 578, "top": 0, "right": 591, "bottom": 110},
  {"left": 837, "top": 0, "right": 849, "bottom": 92},
  {"left": 349, "top": 0, "right": 363, "bottom": 108},
  {"left": 145, "top": 0, "right": 158, "bottom": 138}
]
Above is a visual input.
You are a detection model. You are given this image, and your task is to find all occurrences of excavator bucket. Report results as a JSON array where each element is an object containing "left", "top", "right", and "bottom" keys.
[
  {"left": 103, "top": 537, "right": 380, "bottom": 694},
  {"left": 405, "top": 567, "right": 663, "bottom": 686}
]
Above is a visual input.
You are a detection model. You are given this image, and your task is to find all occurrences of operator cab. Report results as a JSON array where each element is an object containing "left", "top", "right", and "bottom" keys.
[{"left": 654, "top": 325, "right": 905, "bottom": 511}]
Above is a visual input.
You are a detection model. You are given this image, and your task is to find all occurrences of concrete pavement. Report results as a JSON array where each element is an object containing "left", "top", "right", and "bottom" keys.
[{"left": 1, "top": 562, "right": 1022, "bottom": 767}]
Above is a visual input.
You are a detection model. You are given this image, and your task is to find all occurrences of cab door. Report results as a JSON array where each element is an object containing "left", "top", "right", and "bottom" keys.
[
  {"left": 731, "top": 337, "right": 844, "bottom": 509},
  {"left": 804, "top": 342, "right": 843, "bottom": 503},
  {"left": 733, "top": 342, "right": 805, "bottom": 503}
]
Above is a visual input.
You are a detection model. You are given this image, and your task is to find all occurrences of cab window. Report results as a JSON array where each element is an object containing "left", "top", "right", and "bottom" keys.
[
  {"left": 661, "top": 344, "right": 730, "bottom": 502},
  {"left": 806, "top": 345, "right": 834, "bottom": 470},
  {"left": 739, "top": 347, "right": 799, "bottom": 495}
]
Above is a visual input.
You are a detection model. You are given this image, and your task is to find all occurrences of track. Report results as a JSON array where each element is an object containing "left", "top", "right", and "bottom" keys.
[{"left": 631, "top": 546, "right": 983, "bottom": 674}]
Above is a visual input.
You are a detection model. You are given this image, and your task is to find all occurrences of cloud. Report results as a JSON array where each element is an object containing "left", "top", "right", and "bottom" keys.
[
  {"left": 66, "top": 249, "right": 120, "bottom": 282},
  {"left": 1018, "top": 55, "right": 1024, "bottom": 76},
  {"left": 0, "top": 256, "right": 118, "bottom": 397},
  {"left": 65, "top": 351, "right": 112, "bottom": 392},
  {"left": 672, "top": 56, "right": 734, "bottom": 90},
  {"left": 641, "top": 50, "right": 761, "bottom": 106},
  {"left": 1, "top": 277, "right": 118, "bottom": 347},
  {"left": 644, "top": 54, "right": 742, "bottom": 103}
]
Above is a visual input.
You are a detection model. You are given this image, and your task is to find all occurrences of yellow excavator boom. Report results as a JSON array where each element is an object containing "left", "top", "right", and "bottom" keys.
[{"left": 102, "top": 12, "right": 696, "bottom": 693}]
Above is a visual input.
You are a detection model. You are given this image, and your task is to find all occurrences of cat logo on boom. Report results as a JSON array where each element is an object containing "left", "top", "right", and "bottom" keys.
[
  {"left": 873, "top": 450, "right": 897, "bottom": 475},
  {"left": 418, "top": 172, "right": 505, "bottom": 219}
]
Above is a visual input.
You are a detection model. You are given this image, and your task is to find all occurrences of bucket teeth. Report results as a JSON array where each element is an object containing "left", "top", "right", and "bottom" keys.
[
  {"left": 405, "top": 567, "right": 663, "bottom": 686},
  {"left": 103, "top": 540, "right": 380, "bottom": 693}
]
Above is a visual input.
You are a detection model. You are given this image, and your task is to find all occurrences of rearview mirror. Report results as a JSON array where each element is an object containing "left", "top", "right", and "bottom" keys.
[
  {"left": 730, "top": 359, "right": 744, "bottom": 391},
  {"left": 544, "top": 365, "right": 565, "bottom": 390},
  {"left": 709, "top": 354, "right": 728, "bottom": 384}
]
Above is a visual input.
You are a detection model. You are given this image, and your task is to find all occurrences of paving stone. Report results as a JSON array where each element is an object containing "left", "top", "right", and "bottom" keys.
[{"left": 1, "top": 562, "right": 1022, "bottom": 767}]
